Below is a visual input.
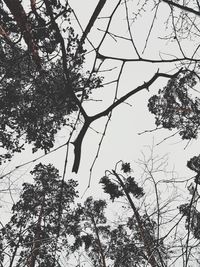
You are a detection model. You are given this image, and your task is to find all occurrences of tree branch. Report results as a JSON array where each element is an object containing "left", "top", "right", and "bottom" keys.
[
  {"left": 91, "top": 69, "right": 183, "bottom": 121},
  {"left": 112, "top": 170, "right": 159, "bottom": 267},
  {"left": 3, "top": 0, "right": 41, "bottom": 68},
  {"left": 43, "top": 0, "right": 88, "bottom": 119},
  {"left": 162, "top": 0, "right": 200, "bottom": 16},
  {"left": 80, "top": 0, "right": 107, "bottom": 45},
  {"left": 90, "top": 215, "right": 107, "bottom": 267},
  {"left": 72, "top": 119, "right": 92, "bottom": 173},
  {"left": 72, "top": 68, "right": 182, "bottom": 173}
]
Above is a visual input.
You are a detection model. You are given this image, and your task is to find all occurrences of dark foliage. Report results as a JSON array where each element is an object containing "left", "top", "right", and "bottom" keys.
[
  {"left": 71, "top": 197, "right": 151, "bottom": 267},
  {"left": 179, "top": 203, "right": 200, "bottom": 240},
  {"left": 0, "top": 163, "right": 79, "bottom": 266},
  {"left": 121, "top": 162, "right": 131, "bottom": 173},
  {"left": 186, "top": 155, "right": 200, "bottom": 184},
  {"left": 179, "top": 155, "right": 200, "bottom": 240},
  {"left": 100, "top": 175, "right": 124, "bottom": 201},
  {"left": 187, "top": 154, "right": 200, "bottom": 173},
  {"left": 148, "top": 70, "right": 200, "bottom": 140},
  {"left": 0, "top": 1, "right": 102, "bottom": 164},
  {"left": 108, "top": 224, "right": 146, "bottom": 267},
  {"left": 124, "top": 176, "right": 144, "bottom": 198},
  {"left": 100, "top": 164, "right": 144, "bottom": 201}
]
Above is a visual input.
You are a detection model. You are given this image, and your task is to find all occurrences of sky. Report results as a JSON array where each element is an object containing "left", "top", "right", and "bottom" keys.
[
  {"left": 1, "top": 0, "right": 200, "bottom": 265},
  {"left": 0, "top": 0, "right": 199, "bottom": 216}
]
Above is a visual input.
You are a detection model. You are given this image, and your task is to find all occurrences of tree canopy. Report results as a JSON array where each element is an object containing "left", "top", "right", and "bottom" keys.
[{"left": 1, "top": 0, "right": 200, "bottom": 266}]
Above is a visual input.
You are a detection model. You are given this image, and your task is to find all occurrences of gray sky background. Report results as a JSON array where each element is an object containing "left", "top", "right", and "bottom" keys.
[
  {"left": 1, "top": 1, "right": 200, "bottom": 265},
  {"left": 1, "top": 0, "right": 199, "bottom": 204}
]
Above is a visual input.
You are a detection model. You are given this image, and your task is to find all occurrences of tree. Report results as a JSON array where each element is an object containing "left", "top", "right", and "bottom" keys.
[
  {"left": 0, "top": 0, "right": 102, "bottom": 165},
  {"left": 72, "top": 196, "right": 150, "bottom": 267},
  {"left": 0, "top": 161, "right": 161, "bottom": 267},
  {"left": 0, "top": 0, "right": 192, "bottom": 174},
  {"left": 2, "top": 0, "right": 200, "bottom": 266},
  {"left": 178, "top": 154, "right": 200, "bottom": 267},
  {"left": 1, "top": 156, "right": 200, "bottom": 266},
  {"left": 0, "top": 163, "right": 79, "bottom": 267},
  {"left": 100, "top": 162, "right": 167, "bottom": 267},
  {"left": 68, "top": 158, "right": 177, "bottom": 267}
]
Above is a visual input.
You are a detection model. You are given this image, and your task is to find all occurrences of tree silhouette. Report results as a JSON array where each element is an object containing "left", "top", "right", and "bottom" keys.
[
  {"left": 2, "top": 1, "right": 200, "bottom": 266},
  {"left": 0, "top": 163, "right": 79, "bottom": 267},
  {"left": 148, "top": 70, "right": 200, "bottom": 140},
  {"left": 0, "top": 0, "right": 190, "bottom": 173}
]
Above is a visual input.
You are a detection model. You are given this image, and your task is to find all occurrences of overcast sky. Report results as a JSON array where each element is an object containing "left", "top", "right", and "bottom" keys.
[
  {"left": 1, "top": 0, "right": 199, "bottom": 200},
  {"left": 1, "top": 1, "right": 200, "bottom": 266}
]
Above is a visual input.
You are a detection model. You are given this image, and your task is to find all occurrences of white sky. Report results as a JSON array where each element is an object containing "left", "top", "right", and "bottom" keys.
[
  {"left": 1, "top": 0, "right": 200, "bottom": 265},
  {"left": 1, "top": 0, "right": 199, "bottom": 210}
]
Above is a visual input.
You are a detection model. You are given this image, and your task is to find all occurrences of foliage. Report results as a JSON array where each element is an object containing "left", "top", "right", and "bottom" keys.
[
  {"left": 124, "top": 176, "right": 144, "bottom": 198},
  {"left": 0, "top": 163, "right": 79, "bottom": 267},
  {"left": 100, "top": 163, "right": 144, "bottom": 201},
  {"left": 179, "top": 154, "right": 200, "bottom": 241},
  {"left": 179, "top": 203, "right": 200, "bottom": 239},
  {"left": 2, "top": 0, "right": 200, "bottom": 266},
  {"left": 121, "top": 162, "right": 131, "bottom": 173},
  {"left": 0, "top": 164, "right": 151, "bottom": 267},
  {"left": 0, "top": 0, "right": 102, "bottom": 164},
  {"left": 71, "top": 196, "right": 152, "bottom": 267},
  {"left": 148, "top": 70, "right": 199, "bottom": 140},
  {"left": 72, "top": 197, "right": 109, "bottom": 266},
  {"left": 107, "top": 224, "right": 146, "bottom": 267},
  {"left": 100, "top": 175, "right": 124, "bottom": 201},
  {"left": 0, "top": 178, "right": 156, "bottom": 267},
  {"left": 187, "top": 154, "right": 200, "bottom": 174}
]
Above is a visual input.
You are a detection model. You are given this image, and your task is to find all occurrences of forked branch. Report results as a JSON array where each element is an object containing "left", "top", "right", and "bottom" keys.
[{"left": 72, "top": 68, "right": 183, "bottom": 173}]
